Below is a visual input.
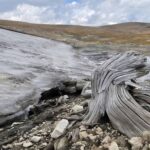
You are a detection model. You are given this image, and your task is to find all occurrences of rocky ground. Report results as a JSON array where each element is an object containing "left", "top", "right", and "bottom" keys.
[{"left": 0, "top": 80, "right": 149, "bottom": 150}]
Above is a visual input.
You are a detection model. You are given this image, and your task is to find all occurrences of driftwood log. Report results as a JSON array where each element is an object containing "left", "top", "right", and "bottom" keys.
[{"left": 83, "top": 52, "right": 150, "bottom": 137}]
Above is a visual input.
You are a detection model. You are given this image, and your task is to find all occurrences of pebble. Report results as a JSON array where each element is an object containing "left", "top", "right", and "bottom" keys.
[
  {"left": 128, "top": 137, "right": 143, "bottom": 149},
  {"left": 80, "top": 125, "right": 87, "bottom": 132},
  {"left": 54, "top": 137, "right": 68, "bottom": 150},
  {"left": 79, "top": 131, "right": 89, "bottom": 140},
  {"left": 95, "top": 127, "right": 103, "bottom": 135},
  {"left": 88, "top": 134, "right": 97, "bottom": 142},
  {"left": 76, "top": 80, "right": 86, "bottom": 91},
  {"left": 51, "top": 119, "right": 69, "bottom": 138},
  {"left": 108, "top": 141, "right": 119, "bottom": 150},
  {"left": 2, "top": 144, "right": 13, "bottom": 149},
  {"left": 23, "top": 141, "right": 33, "bottom": 148},
  {"left": 142, "top": 131, "right": 150, "bottom": 142},
  {"left": 31, "top": 136, "right": 42, "bottom": 143},
  {"left": 72, "top": 105, "right": 83, "bottom": 113},
  {"left": 0, "top": 128, "right": 4, "bottom": 132},
  {"left": 64, "top": 86, "right": 76, "bottom": 94},
  {"left": 58, "top": 95, "right": 69, "bottom": 104},
  {"left": 102, "top": 135, "right": 112, "bottom": 144}
]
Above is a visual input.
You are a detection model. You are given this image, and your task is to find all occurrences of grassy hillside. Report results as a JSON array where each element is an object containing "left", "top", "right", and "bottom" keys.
[{"left": 0, "top": 20, "right": 150, "bottom": 47}]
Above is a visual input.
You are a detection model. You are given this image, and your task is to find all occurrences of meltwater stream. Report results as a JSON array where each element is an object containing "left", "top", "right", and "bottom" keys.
[{"left": 0, "top": 29, "right": 101, "bottom": 125}]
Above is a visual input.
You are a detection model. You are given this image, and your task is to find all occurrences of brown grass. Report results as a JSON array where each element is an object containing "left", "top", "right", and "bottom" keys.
[{"left": 0, "top": 20, "right": 150, "bottom": 47}]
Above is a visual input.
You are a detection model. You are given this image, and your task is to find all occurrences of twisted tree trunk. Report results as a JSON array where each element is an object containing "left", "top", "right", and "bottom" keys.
[{"left": 83, "top": 52, "right": 150, "bottom": 137}]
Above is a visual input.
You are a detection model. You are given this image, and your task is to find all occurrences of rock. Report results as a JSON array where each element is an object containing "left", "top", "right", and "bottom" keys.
[
  {"left": 64, "top": 86, "right": 76, "bottom": 94},
  {"left": 54, "top": 137, "right": 68, "bottom": 150},
  {"left": 23, "top": 141, "right": 33, "bottom": 148},
  {"left": 108, "top": 141, "right": 119, "bottom": 150},
  {"left": 81, "top": 89, "right": 92, "bottom": 98},
  {"left": 0, "top": 128, "right": 4, "bottom": 132},
  {"left": 31, "top": 135, "right": 42, "bottom": 143},
  {"left": 2, "top": 144, "right": 13, "bottom": 149},
  {"left": 91, "top": 145, "right": 103, "bottom": 150},
  {"left": 142, "top": 131, "right": 150, "bottom": 142},
  {"left": 88, "top": 134, "right": 97, "bottom": 142},
  {"left": 14, "top": 142, "right": 23, "bottom": 146},
  {"left": 62, "top": 79, "right": 77, "bottom": 86},
  {"left": 79, "top": 131, "right": 88, "bottom": 140},
  {"left": 58, "top": 95, "right": 69, "bottom": 104},
  {"left": 81, "top": 82, "right": 91, "bottom": 98},
  {"left": 71, "top": 128, "right": 80, "bottom": 142},
  {"left": 102, "top": 136, "right": 112, "bottom": 144},
  {"left": 11, "top": 122, "right": 23, "bottom": 127},
  {"left": 116, "top": 136, "right": 127, "bottom": 147},
  {"left": 95, "top": 127, "right": 103, "bottom": 135},
  {"left": 80, "top": 125, "right": 87, "bottom": 132},
  {"left": 76, "top": 80, "right": 86, "bottom": 91},
  {"left": 128, "top": 137, "right": 143, "bottom": 150},
  {"left": 72, "top": 105, "right": 83, "bottom": 113},
  {"left": 51, "top": 119, "right": 69, "bottom": 138}
]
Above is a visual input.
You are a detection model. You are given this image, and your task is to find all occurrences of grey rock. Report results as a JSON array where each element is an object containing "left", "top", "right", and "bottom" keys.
[
  {"left": 102, "top": 136, "right": 112, "bottom": 144},
  {"left": 54, "top": 137, "right": 68, "bottom": 150},
  {"left": 64, "top": 86, "right": 76, "bottom": 94},
  {"left": 142, "top": 131, "right": 150, "bottom": 142},
  {"left": 128, "top": 137, "right": 143, "bottom": 150},
  {"left": 81, "top": 82, "right": 91, "bottom": 98},
  {"left": 58, "top": 95, "right": 69, "bottom": 104},
  {"left": 108, "top": 141, "right": 119, "bottom": 150},
  {"left": 76, "top": 80, "right": 86, "bottom": 91},
  {"left": 22, "top": 141, "right": 33, "bottom": 148},
  {"left": 51, "top": 119, "right": 69, "bottom": 138},
  {"left": 30, "top": 135, "right": 42, "bottom": 143},
  {"left": 72, "top": 105, "right": 83, "bottom": 113}
]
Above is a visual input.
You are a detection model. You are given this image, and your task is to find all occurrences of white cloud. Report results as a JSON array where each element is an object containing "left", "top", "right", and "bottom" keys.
[{"left": 0, "top": 0, "right": 150, "bottom": 26}]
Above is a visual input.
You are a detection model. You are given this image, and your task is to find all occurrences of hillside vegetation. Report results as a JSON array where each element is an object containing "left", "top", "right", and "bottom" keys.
[{"left": 0, "top": 20, "right": 150, "bottom": 47}]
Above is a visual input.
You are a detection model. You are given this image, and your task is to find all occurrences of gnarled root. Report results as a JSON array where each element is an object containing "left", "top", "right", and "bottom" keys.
[{"left": 83, "top": 52, "right": 150, "bottom": 137}]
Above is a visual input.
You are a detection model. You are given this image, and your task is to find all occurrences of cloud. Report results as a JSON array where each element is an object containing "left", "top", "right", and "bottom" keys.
[{"left": 0, "top": 0, "right": 150, "bottom": 26}]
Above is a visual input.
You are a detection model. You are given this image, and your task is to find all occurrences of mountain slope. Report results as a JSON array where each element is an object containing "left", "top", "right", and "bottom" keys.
[{"left": 0, "top": 20, "right": 150, "bottom": 47}]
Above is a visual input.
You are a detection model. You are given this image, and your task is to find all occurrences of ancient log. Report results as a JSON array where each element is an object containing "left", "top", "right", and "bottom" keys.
[{"left": 83, "top": 52, "right": 150, "bottom": 137}]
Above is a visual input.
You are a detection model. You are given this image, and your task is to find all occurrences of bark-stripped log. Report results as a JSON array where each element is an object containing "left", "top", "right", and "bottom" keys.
[{"left": 83, "top": 52, "right": 150, "bottom": 137}]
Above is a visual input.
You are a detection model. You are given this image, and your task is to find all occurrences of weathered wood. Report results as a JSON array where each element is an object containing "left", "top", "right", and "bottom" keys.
[{"left": 83, "top": 52, "right": 150, "bottom": 137}]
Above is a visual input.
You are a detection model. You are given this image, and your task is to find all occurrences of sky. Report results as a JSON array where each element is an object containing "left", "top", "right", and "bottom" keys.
[{"left": 0, "top": 0, "right": 150, "bottom": 26}]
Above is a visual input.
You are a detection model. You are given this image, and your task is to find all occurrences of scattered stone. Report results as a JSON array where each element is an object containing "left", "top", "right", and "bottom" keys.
[
  {"left": 108, "top": 141, "right": 119, "bottom": 150},
  {"left": 72, "top": 105, "right": 83, "bottom": 113},
  {"left": 76, "top": 80, "right": 86, "bottom": 91},
  {"left": 22, "top": 141, "right": 33, "bottom": 148},
  {"left": 31, "top": 135, "right": 42, "bottom": 143},
  {"left": 62, "top": 79, "right": 76, "bottom": 86},
  {"left": 102, "top": 136, "right": 112, "bottom": 144},
  {"left": 128, "top": 137, "right": 143, "bottom": 150},
  {"left": 79, "top": 131, "right": 89, "bottom": 140},
  {"left": 11, "top": 122, "right": 23, "bottom": 127},
  {"left": 95, "top": 127, "right": 103, "bottom": 135},
  {"left": 51, "top": 119, "right": 69, "bottom": 138},
  {"left": 88, "top": 134, "right": 97, "bottom": 142},
  {"left": 116, "top": 136, "right": 127, "bottom": 147},
  {"left": 14, "top": 142, "right": 23, "bottom": 146},
  {"left": 58, "top": 95, "right": 69, "bottom": 104},
  {"left": 64, "top": 86, "right": 76, "bottom": 94},
  {"left": 80, "top": 125, "right": 87, "bottom": 132},
  {"left": 142, "top": 131, "right": 150, "bottom": 142},
  {"left": 54, "top": 137, "right": 68, "bottom": 150},
  {"left": 81, "top": 82, "right": 91, "bottom": 98},
  {"left": 0, "top": 128, "right": 4, "bottom": 132},
  {"left": 2, "top": 144, "right": 13, "bottom": 149},
  {"left": 71, "top": 128, "right": 80, "bottom": 142}
]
